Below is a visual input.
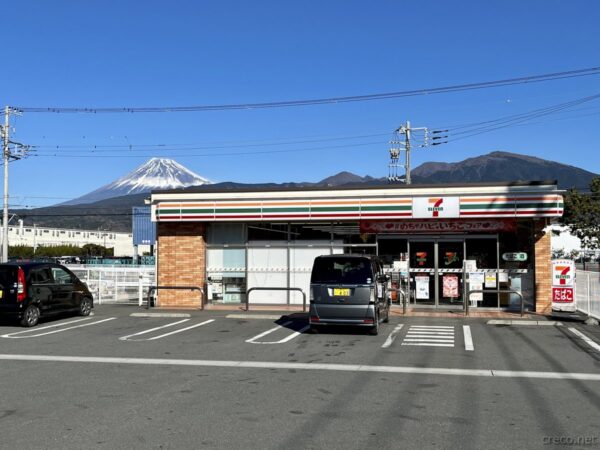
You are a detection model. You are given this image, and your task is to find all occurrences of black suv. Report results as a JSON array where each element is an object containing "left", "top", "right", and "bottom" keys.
[{"left": 0, "top": 262, "right": 94, "bottom": 327}]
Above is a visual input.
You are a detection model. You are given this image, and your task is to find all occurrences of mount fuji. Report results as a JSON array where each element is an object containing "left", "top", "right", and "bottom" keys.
[{"left": 62, "top": 158, "right": 212, "bottom": 205}]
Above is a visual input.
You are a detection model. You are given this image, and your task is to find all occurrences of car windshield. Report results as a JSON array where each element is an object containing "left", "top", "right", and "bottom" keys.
[{"left": 311, "top": 257, "right": 373, "bottom": 284}]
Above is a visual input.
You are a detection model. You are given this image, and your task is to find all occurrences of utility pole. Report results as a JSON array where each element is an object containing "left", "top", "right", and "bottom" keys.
[
  {"left": 2, "top": 106, "right": 10, "bottom": 263},
  {"left": 388, "top": 121, "right": 428, "bottom": 184},
  {"left": 1, "top": 106, "right": 30, "bottom": 262}
]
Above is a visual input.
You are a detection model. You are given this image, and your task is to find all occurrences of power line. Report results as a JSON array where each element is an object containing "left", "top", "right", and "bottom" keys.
[
  {"left": 29, "top": 132, "right": 389, "bottom": 151},
  {"left": 13, "top": 66, "right": 600, "bottom": 113},
  {"left": 430, "top": 93, "right": 600, "bottom": 145},
  {"left": 28, "top": 140, "right": 385, "bottom": 158}
]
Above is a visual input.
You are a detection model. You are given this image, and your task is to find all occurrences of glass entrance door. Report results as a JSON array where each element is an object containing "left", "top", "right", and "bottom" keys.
[
  {"left": 437, "top": 240, "right": 464, "bottom": 307},
  {"left": 409, "top": 241, "right": 435, "bottom": 305}
]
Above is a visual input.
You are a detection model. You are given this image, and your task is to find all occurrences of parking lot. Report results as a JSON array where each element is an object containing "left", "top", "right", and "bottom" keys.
[{"left": 1, "top": 305, "right": 599, "bottom": 449}]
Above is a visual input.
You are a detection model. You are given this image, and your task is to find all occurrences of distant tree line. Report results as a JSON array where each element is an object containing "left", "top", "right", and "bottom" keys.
[{"left": 9, "top": 244, "right": 114, "bottom": 259}]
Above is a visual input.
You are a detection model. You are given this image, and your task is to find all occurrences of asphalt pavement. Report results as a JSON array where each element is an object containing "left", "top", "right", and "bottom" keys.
[{"left": 0, "top": 305, "right": 599, "bottom": 449}]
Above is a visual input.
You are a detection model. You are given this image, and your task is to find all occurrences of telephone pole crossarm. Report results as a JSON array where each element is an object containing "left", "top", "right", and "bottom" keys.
[{"left": 388, "top": 121, "right": 428, "bottom": 185}]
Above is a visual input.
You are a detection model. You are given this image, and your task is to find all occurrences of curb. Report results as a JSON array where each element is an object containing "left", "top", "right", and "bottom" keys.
[
  {"left": 130, "top": 313, "right": 191, "bottom": 318},
  {"left": 487, "top": 320, "right": 563, "bottom": 326}
]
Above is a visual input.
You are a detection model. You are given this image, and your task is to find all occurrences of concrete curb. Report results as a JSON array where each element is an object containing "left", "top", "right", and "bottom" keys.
[
  {"left": 487, "top": 320, "right": 564, "bottom": 326},
  {"left": 226, "top": 314, "right": 284, "bottom": 320},
  {"left": 130, "top": 313, "right": 191, "bottom": 318}
]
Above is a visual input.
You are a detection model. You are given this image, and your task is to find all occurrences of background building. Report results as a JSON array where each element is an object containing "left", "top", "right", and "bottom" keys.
[{"left": 2, "top": 220, "right": 136, "bottom": 256}]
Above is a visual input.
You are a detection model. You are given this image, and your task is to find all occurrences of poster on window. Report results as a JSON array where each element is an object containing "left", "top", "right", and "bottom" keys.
[
  {"left": 442, "top": 275, "right": 459, "bottom": 298},
  {"left": 485, "top": 272, "right": 497, "bottom": 288},
  {"left": 415, "top": 275, "right": 430, "bottom": 299},
  {"left": 469, "top": 272, "right": 484, "bottom": 301}
]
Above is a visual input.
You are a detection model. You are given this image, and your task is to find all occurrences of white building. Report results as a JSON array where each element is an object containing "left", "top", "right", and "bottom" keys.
[{"left": 1, "top": 220, "right": 136, "bottom": 256}]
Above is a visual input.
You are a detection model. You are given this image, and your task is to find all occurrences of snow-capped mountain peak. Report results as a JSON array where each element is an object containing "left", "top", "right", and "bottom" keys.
[
  {"left": 109, "top": 158, "right": 211, "bottom": 192},
  {"left": 62, "top": 158, "right": 212, "bottom": 205}
]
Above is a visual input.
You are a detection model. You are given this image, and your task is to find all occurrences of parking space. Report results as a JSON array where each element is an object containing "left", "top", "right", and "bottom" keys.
[{"left": 0, "top": 305, "right": 599, "bottom": 375}]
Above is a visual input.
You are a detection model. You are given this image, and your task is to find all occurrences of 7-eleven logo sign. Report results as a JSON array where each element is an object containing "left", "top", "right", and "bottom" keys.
[
  {"left": 552, "top": 260, "right": 574, "bottom": 287},
  {"left": 554, "top": 266, "right": 571, "bottom": 285},
  {"left": 428, "top": 198, "right": 444, "bottom": 217},
  {"left": 413, "top": 197, "right": 459, "bottom": 218}
]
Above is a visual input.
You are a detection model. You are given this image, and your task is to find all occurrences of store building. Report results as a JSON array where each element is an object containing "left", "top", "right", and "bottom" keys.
[{"left": 150, "top": 181, "right": 563, "bottom": 313}]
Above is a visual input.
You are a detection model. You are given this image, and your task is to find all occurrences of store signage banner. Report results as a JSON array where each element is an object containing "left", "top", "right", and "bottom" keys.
[
  {"left": 551, "top": 259, "right": 576, "bottom": 312},
  {"left": 360, "top": 219, "right": 516, "bottom": 234},
  {"left": 413, "top": 197, "right": 460, "bottom": 218}
]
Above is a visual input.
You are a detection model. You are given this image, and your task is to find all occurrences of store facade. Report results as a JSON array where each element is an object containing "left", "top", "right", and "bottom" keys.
[{"left": 150, "top": 181, "right": 563, "bottom": 313}]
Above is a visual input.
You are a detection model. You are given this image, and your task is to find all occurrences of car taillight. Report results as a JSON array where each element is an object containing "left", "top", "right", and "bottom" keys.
[
  {"left": 17, "top": 268, "right": 26, "bottom": 302},
  {"left": 363, "top": 318, "right": 374, "bottom": 324},
  {"left": 310, "top": 316, "right": 320, "bottom": 323}
]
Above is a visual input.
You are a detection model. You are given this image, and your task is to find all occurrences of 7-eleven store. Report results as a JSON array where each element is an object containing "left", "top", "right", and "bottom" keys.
[{"left": 150, "top": 181, "right": 563, "bottom": 313}]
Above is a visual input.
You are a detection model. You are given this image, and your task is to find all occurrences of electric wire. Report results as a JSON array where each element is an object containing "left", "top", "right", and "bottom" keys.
[{"left": 13, "top": 66, "right": 600, "bottom": 113}]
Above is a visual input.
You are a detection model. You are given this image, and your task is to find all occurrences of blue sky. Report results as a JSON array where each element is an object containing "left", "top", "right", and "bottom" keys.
[{"left": 2, "top": 0, "right": 599, "bottom": 207}]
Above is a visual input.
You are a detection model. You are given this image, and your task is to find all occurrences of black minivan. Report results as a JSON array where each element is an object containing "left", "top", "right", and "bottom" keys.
[
  {"left": 0, "top": 262, "right": 94, "bottom": 327},
  {"left": 309, "top": 254, "right": 390, "bottom": 335}
]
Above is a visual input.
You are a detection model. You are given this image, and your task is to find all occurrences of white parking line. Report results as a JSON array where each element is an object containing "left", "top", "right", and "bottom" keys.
[
  {"left": 1, "top": 317, "right": 93, "bottom": 337},
  {"left": 463, "top": 325, "right": 474, "bottom": 351},
  {"left": 401, "top": 342, "right": 455, "bottom": 347},
  {"left": 401, "top": 325, "right": 456, "bottom": 348},
  {"left": 245, "top": 321, "right": 309, "bottom": 344},
  {"left": 119, "top": 319, "right": 190, "bottom": 341},
  {"left": 2, "top": 353, "right": 600, "bottom": 381},
  {"left": 406, "top": 331, "right": 454, "bottom": 335},
  {"left": 568, "top": 328, "right": 600, "bottom": 352},
  {"left": 1, "top": 318, "right": 117, "bottom": 339},
  {"left": 146, "top": 319, "right": 215, "bottom": 340},
  {"left": 382, "top": 324, "right": 404, "bottom": 348}
]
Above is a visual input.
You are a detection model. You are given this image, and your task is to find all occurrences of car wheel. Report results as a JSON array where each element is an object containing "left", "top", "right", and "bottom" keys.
[
  {"left": 21, "top": 304, "right": 40, "bottom": 327},
  {"left": 369, "top": 312, "right": 380, "bottom": 335},
  {"left": 79, "top": 297, "right": 92, "bottom": 316}
]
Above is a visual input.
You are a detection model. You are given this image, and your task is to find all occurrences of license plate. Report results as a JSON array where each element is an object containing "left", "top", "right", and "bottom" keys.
[{"left": 333, "top": 288, "right": 350, "bottom": 296}]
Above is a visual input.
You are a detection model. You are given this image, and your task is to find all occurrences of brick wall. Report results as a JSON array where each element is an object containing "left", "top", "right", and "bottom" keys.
[
  {"left": 533, "top": 220, "right": 552, "bottom": 314},
  {"left": 156, "top": 222, "right": 206, "bottom": 308}
]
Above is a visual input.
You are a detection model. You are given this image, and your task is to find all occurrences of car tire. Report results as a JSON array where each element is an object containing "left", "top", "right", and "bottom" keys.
[
  {"left": 21, "top": 304, "right": 40, "bottom": 327},
  {"left": 369, "top": 312, "right": 380, "bottom": 335},
  {"left": 79, "top": 297, "right": 92, "bottom": 316},
  {"left": 383, "top": 302, "right": 390, "bottom": 323}
]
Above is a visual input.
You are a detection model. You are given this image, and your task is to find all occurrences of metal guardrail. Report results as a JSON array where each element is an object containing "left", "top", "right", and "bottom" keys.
[
  {"left": 466, "top": 289, "right": 524, "bottom": 317},
  {"left": 389, "top": 288, "right": 408, "bottom": 315},
  {"left": 146, "top": 286, "right": 204, "bottom": 310},
  {"left": 246, "top": 287, "right": 306, "bottom": 312}
]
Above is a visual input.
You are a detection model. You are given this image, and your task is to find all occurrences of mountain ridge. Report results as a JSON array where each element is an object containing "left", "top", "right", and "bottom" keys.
[{"left": 13, "top": 151, "right": 597, "bottom": 232}]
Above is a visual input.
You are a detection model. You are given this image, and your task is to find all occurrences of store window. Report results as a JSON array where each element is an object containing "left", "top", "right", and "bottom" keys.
[{"left": 207, "top": 224, "right": 246, "bottom": 304}]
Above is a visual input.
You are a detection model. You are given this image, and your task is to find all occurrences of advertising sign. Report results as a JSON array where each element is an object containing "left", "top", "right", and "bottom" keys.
[
  {"left": 552, "top": 260, "right": 575, "bottom": 286},
  {"left": 552, "top": 287, "right": 574, "bottom": 303},
  {"left": 360, "top": 219, "right": 517, "bottom": 234},
  {"left": 442, "top": 275, "right": 459, "bottom": 298},
  {"left": 415, "top": 275, "right": 430, "bottom": 299},
  {"left": 551, "top": 259, "right": 576, "bottom": 312},
  {"left": 485, "top": 272, "right": 497, "bottom": 288},
  {"left": 412, "top": 197, "right": 460, "bottom": 219},
  {"left": 469, "top": 272, "right": 484, "bottom": 302}
]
